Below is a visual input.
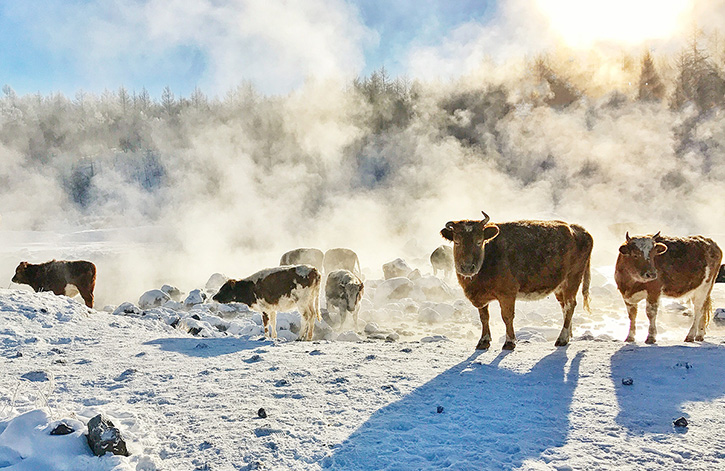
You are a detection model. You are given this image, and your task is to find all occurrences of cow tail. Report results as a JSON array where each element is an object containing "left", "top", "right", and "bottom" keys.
[
  {"left": 582, "top": 255, "right": 591, "bottom": 314},
  {"left": 703, "top": 294, "right": 713, "bottom": 329}
]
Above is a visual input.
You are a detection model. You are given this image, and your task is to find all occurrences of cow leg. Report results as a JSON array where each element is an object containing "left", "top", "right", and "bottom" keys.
[
  {"left": 262, "top": 313, "right": 270, "bottom": 338},
  {"left": 499, "top": 298, "right": 517, "bottom": 350},
  {"left": 352, "top": 305, "right": 360, "bottom": 332},
  {"left": 78, "top": 285, "right": 94, "bottom": 308},
  {"left": 644, "top": 296, "right": 659, "bottom": 344},
  {"left": 269, "top": 311, "right": 278, "bottom": 339},
  {"left": 554, "top": 290, "right": 576, "bottom": 347},
  {"left": 475, "top": 305, "right": 491, "bottom": 350},
  {"left": 624, "top": 301, "right": 638, "bottom": 342},
  {"left": 687, "top": 290, "right": 712, "bottom": 342}
]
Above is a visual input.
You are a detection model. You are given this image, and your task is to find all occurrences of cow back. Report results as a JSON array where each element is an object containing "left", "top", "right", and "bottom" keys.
[
  {"left": 654, "top": 236, "right": 722, "bottom": 296},
  {"left": 251, "top": 265, "right": 321, "bottom": 306}
]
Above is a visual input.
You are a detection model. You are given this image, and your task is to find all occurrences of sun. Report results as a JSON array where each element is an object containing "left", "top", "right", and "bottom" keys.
[{"left": 535, "top": 0, "right": 692, "bottom": 47}]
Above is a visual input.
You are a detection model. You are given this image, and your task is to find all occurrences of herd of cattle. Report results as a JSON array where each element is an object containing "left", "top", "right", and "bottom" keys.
[{"left": 9, "top": 211, "right": 725, "bottom": 350}]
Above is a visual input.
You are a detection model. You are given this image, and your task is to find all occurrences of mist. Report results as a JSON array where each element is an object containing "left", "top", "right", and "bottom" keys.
[{"left": 2, "top": 25, "right": 725, "bottom": 306}]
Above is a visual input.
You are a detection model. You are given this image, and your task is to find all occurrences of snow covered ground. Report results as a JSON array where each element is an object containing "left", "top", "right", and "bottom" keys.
[{"left": 1, "top": 230, "right": 725, "bottom": 470}]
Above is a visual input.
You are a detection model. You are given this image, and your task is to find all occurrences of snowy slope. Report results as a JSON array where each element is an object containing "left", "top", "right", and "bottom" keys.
[{"left": 1, "top": 278, "right": 725, "bottom": 470}]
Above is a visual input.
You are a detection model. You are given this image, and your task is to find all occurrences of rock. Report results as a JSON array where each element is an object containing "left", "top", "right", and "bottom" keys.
[
  {"left": 257, "top": 408, "right": 267, "bottom": 419},
  {"left": 86, "top": 414, "right": 129, "bottom": 457},
  {"left": 437, "top": 406, "right": 444, "bottom": 414},
  {"left": 160, "top": 284, "right": 183, "bottom": 301},
  {"left": 714, "top": 308, "right": 725, "bottom": 323},
  {"left": 407, "top": 268, "right": 422, "bottom": 281},
  {"left": 138, "top": 289, "right": 171, "bottom": 309},
  {"left": 414, "top": 276, "right": 454, "bottom": 301},
  {"left": 205, "top": 273, "right": 229, "bottom": 293},
  {"left": 184, "top": 289, "right": 207, "bottom": 308},
  {"left": 113, "top": 302, "right": 142, "bottom": 316},
  {"left": 673, "top": 417, "right": 688, "bottom": 428},
  {"left": 374, "top": 277, "right": 414, "bottom": 305},
  {"left": 382, "top": 258, "right": 413, "bottom": 280},
  {"left": 622, "top": 377, "right": 633, "bottom": 386},
  {"left": 21, "top": 371, "right": 49, "bottom": 382},
  {"left": 50, "top": 422, "right": 75, "bottom": 435}
]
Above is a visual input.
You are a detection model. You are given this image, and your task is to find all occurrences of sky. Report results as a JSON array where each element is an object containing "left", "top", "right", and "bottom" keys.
[{"left": 0, "top": 0, "right": 718, "bottom": 98}]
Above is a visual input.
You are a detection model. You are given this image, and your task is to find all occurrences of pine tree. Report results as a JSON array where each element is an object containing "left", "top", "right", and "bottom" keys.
[{"left": 637, "top": 51, "right": 665, "bottom": 102}]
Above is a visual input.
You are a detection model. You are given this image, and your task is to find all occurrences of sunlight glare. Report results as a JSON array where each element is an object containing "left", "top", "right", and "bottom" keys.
[{"left": 536, "top": 0, "right": 692, "bottom": 47}]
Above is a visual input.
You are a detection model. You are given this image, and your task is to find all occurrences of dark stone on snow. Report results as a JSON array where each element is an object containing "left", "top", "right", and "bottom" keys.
[
  {"left": 401, "top": 347, "right": 413, "bottom": 353},
  {"left": 622, "top": 377, "right": 634, "bottom": 386},
  {"left": 258, "top": 408, "right": 267, "bottom": 418},
  {"left": 673, "top": 417, "right": 689, "bottom": 428},
  {"left": 191, "top": 314, "right": 201, "bottom": 321},
  {"left": 86, "top": 414, "right": 130, "bottom": 457},
  {"left": 188, "top": 327, "right": 202, "bottom": 336},
  {"left": 14, "top": 351, "right": 23, "bottom": 358},
  {"left": 170, "top": 317, "right": 180, "bottom": 328},
  {"left": 21, "top": 371, "right": 49, "bottom": 382},
  {"left": 244, "top": 354, "right": 262, "bottom": 363},
  {"left": 274, "top": 379, "right": 291, "bottom": 387},
  {"left": 437, "top": 406, "right": 444, "bottom": 414},
  {"left": 50, "top": 422, "right": 75, "bottom": 435}
]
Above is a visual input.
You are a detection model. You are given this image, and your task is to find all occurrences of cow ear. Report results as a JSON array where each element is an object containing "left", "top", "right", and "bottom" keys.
[
  {"left": 654, "top": 243, "right": 667, "bottom": 255},
  {"left": 483, "top": 224, "right": 499, "bottom": 242},
  {"left": 619, "top": 245, "right": 631, "bottom": 255},
  {"left": 440, "top": 227, "right": 454, "bottom": 241}
]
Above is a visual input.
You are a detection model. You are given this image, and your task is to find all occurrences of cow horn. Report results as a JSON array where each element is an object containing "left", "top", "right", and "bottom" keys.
[
  {"left": 625, "top": 232, "right": 630, "bottom": 242},
  {"left": 445, "top": 221, "right": 455, "bottom": 230},
  {"left": 481, "top": 211, "right": 490, "bottom": 225},
  {"left": 653, "top": 231, "right": 661, "bottom": 239}
]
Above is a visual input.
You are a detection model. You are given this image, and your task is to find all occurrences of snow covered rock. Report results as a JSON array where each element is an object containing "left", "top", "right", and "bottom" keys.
[
  {"left": 374, "top": 277, "right": 414, "bottom": 305},
  {"left": 160, "top": 284, "right": 183, "bottom": 302},
  {"left": 714, "top": 308, "right": 725, "bottom": 322},
  {"left": 337, "top": 331, "right": 364, "bottom": 341},
  {"left": 414, "top": 276, "right": 454, "bottom": 302},
  {"left": 205, "top": 273, "right": 229, "bottom": 293},
  {"left": 113, "top": 302, "right": 142, "bottom": 316},
  {"left": 382, "top": 258, "right": 412, "bottom": 280},
  {"left": 138, "top": 289, "right": 171, "bottom": 309},
  {"left": 184, "top": 289, "right": 207, "bottom": 308},
  {"left": 86, "top": 414, "right": 129, "bottom": 457}
]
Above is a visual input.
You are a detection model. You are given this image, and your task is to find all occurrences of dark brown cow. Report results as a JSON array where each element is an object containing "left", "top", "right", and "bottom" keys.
[
  {"left": 716, "top": 264, "right": 725, "bottom": 283},
  {"left": 441, "top": 211, "right": 593, "bottom": 350},
  {"left": 12, "top": 260, "right": 96, "bottom": 308},
  {"left": 615, "top": 232, "right": 722, "bottom": 344},
  {"left": 430, "top": 245, "right": 454, "bottom": 279},
  {"left": 279, "top": 248, "right": 324, "bottom": 272},
  {"left": 323, "top": 248, "right": 361, "bottom": 277},
  {"left": 212, "top": 265, "right": 321, "bottom": 340}
]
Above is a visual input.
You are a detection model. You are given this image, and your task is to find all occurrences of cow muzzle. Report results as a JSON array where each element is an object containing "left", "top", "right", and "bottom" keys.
[{"left": 640, "top": 270, "right": 657, "bottom": 281}]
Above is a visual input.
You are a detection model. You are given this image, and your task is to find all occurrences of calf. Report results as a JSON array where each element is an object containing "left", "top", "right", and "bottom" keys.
[
  {"left": 325, "top": 269, "right": 364, "bottom": 330},
  {"left": 212, "top": 265, "right": 321, "bottom": 340},
  {"left": 12, "top": 260, "right": 96, "bottom": 308},
  {"left": 430, "top": 245, "right": 454, "bottom": 279},
  {"left": 441, "top": 211, "right": 592, "bottom": 350},
  {"left": 279, "top": 248, "right": 324, "bottom": 272},
  {"left": 615, "top": 232, "right": 722, "bottom": 344}
]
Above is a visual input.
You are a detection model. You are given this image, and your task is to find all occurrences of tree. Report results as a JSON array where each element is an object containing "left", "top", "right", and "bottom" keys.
[
  {"left": 161, "top": 86, "right": 176, "bottom": 116},
  {"left": 671, "top": 29, "right": 725, "bottom": 111},
  {"left": 637, "top": 51, "right": 665, "bottom": 102}
]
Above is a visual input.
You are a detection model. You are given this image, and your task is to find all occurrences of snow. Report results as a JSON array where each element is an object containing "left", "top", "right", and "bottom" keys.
[{"left": 1, "top": 254, "right": 725, "bottom": 469}]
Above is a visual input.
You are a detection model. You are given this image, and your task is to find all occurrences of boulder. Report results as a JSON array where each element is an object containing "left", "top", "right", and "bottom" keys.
[
  {"left": 113, "top": 302, "right": 142, "bottom": 316},
  {"left": 414, "top": 276, "right": 454, "bottom": 301},
  {"left": 382, "top": 258, "right": 412, "bottom": 280},
  {"left": 374, "top": 277, "right": 414, "bottom": 305},
  {"left": 205, "top": 273, "right": 229, "bottom": 293},
  {"left": 86, "top": 414, "right": 129, "bottom": 457},
  {"left": 184, "top": 289, "right": 207, "bottom": 308},
  {"left": 138, "top": 289, "right": 170, "bottom": 309},
  {"left": 160, "top": 284, "right": 183, "bottom": 302}
]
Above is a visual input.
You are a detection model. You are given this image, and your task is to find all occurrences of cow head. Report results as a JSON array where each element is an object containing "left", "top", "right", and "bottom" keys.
[
  {"left": 441, "top": 211, "right": 500, "bottom": 277},
  {"left": 618, "top": 232, "right": 668, "bottom": 282},
  {"left": 212, "top": 279, "right": 255, "bottom": 305},
  {"left": 12, "top": 261, "right": 30, "bottom": 284}
]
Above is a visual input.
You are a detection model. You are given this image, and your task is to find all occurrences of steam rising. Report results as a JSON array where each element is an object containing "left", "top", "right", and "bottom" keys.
[{"left": 1, "top": 1, "right": 725, "bottom": 307}]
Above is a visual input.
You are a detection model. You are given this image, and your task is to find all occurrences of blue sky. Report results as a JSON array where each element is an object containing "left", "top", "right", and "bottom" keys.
[{"left": 0, "top": 0, "right": 497, "bottom": 98}]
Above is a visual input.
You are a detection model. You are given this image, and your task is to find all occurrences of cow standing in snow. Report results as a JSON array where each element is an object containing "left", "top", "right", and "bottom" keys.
[
  {"left": 323, "top": 248, "right": 361, "bottom": 277},
  {"left": 12, "top": 260, "right": 97, "bottom": 308},
  {"left": 441, "top": 211, "right": 593, "bottom": 350},
  {"left": 430, "top": 245, "right": 454, "bottom": 279},
  {"left": 325, "top": 269, "right": 364, "bottom": 331},
  {"left": 212, "top": 265, "right": 321, "bottom": 340},
  {"left": 615, "top": 232, "right": 722, "bottom": 344},
  {"left": 279, "top": 248, "right": 324, "bottom": 272}
]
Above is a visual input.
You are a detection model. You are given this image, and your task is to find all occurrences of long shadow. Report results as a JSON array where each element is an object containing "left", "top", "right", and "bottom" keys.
[
  {"left": 323, "top": 349, "right": 583, "bottom": 470},
  {"left": 611, "top": 343, "right": 725, "bottom": 434},
  {"left": 144, "top": 337, "right": 269, "bottom": 358}
]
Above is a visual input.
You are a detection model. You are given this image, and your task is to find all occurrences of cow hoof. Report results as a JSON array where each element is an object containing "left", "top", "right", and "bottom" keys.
[
  {"left": 475, "top": 340, "right": 490, "bottom": 350},
  {"left": 684, "top": 336, "right": 695, "bottom": 343},
  {"left": 695, "top": 335, "right": 704, "bottom": 342},
  {"left": 645, "top": 337, "right": 656, "bottom": 345},
  {"left": 502, "top": 341, "right": 516, "bottom": 351},
  {"left": 624, "top": 336, "right": 635, "bottom": 343},
  {"left": 554, "top": 339, "right": 569, "bottom": 347}
]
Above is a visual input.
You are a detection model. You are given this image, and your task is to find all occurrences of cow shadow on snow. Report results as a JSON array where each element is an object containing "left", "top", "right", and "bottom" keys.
[
  {"left": 144, "top": 337, "right": 269, "bottom": 358},
  {"left": 611, "top": 343, "right": 725, "bottom": 434},
  {"left": 323, "top": 349, "right": 583, "bottom": 470}
]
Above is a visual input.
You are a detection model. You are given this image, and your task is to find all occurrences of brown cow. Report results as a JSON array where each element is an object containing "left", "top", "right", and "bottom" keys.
[
  {"left": 12, "top": 260, "right": 96, "bottom": 308},
  {"left": 212, "top": 265, "right": 321, "bottom": 340},
  {"left": 441, "top": 211, "right": 592, "bottom": 350},
  {"left": 615, "top": 232, "right": 722, "bottom": 344}
]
